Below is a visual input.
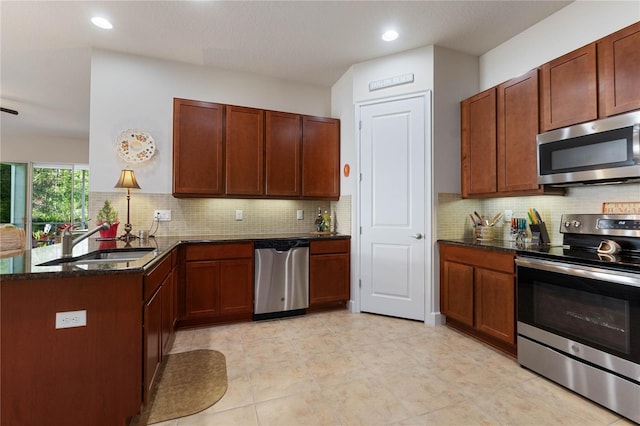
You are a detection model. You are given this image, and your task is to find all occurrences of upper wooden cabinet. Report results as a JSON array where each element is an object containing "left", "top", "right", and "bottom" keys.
[
  {"left": 173, "top": 99, "right": 340, "bottom": 200},
  {"left": 265, "top": 111, "right": 302, "bottom": 196},
  {"left": 461, "top": 88, "right": 497, "bottom": 197},
  {"left": 497, "top": 69, "right": 541, "bottom": 193},
  {"left": 462, "top": 71, "right": 563, "bottom": 198},
  {"left": 302, "top": 116, "right": 341, "bottom": 200},
  {"left": 598, "top": 21, "right": 640, "bottom": 117},
  {"left": 225, "top": 105, "right": 265, "bottom": 196},
  {"left": 173, "top": 98, "right": 224, "bottom": 196},
  {"left": 540, "top": 22, "right": 640, "bottom": 131},
  {"left": 540, "top": 43, "right": 598, "bottom": 132}
]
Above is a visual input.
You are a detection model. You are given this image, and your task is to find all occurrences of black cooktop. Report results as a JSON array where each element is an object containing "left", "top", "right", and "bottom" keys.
[
  {"left": 517, "top": 245, "right": 640, "bottom": 273},
  {"left": 517, "top": 214, "right": 640, "bottom": 273}
]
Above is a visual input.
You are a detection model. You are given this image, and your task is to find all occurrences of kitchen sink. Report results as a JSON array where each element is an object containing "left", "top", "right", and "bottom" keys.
[{"left": 37, "top": 247, "right": 156, "bottom": 266}]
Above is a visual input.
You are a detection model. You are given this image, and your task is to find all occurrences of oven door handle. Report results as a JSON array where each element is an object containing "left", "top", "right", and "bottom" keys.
[{"left": 515, "top": 257, "right": 640, "bottom": 288}]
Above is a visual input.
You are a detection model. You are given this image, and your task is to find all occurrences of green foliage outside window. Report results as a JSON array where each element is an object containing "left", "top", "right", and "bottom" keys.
[
  {"left": 31, "top": 167, "right": 89, "bottom": 232},
  {"left": 0, "top": 164, "right": 11, "bottom": 223}
]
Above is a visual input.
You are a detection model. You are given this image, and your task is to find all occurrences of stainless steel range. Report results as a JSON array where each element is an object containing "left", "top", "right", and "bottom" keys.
[{"left": 516, "top": 214, "right": 640, "bottom": 423}]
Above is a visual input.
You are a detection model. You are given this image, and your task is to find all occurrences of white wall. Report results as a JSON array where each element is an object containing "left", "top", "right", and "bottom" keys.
[
  {"left": 332, "top": 45, "right": 479, "bottom": 325},
  {"left": 432, "top": 46, "right": 478, "bottom": 195},
  {"left": 351, "top": 46, "right": 434, "bottom": 103},
  {"left": 89, "top": 50, "right": 332, "bottom": 193},
  {"left": 480, "top": 1, "right": 640, "bottom": 90},
  {"left": 0, "top": 134, "right": 88, "bottom": 164},
  {"left": 332, "top": 45, "right": 438, "bottom": 200},
  {"left": 331, "top": 67, "right": 356, "bottom": 198}
]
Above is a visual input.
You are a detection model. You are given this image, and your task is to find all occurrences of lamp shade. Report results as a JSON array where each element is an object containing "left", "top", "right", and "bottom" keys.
[{"left": 114, "top": 169, "right": 141, "bottom": 190}]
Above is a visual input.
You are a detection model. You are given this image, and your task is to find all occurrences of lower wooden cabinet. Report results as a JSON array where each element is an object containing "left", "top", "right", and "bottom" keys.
[
  {"left": 440, "top": 261, "right": 474, "bottom": 326},
  {"left": 143, "top": 252, "right": 176, "bottom": 403},
  {"left": 309, "top": 238, "right": 350, "bottom": 309},
  {"left": 143, "top": 286, "right": 162, "bottom": 403},
  {"left": 1, "top": 274, "right": 142, "bottom": 426},
  {"left": 439, "top": 242, "right": 516, "bottom": 356},
  {"left": 179, "top": 242, "right": 254, "bottom": 327}
]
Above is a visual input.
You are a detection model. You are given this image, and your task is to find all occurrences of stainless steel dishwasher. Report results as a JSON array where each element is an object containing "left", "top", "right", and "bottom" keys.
[{"left": 254, "top": 239, "right": 309, "bottom": 320}]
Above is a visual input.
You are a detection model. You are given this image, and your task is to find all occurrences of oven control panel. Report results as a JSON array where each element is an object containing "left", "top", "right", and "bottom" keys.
[
  {"left": 597, "top": 219, "right": 640, "bottom": 230},
  {"left": 561, "top": 214, "right": 640, "bottom": 237}
]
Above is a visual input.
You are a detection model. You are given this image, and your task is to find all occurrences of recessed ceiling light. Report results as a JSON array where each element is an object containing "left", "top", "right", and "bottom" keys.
[
  {"left": 91, "top": 16, "right": 113, "bottom": 30},
  {"left": 382, "top": 30, "right": 398, "bottom": 42}
]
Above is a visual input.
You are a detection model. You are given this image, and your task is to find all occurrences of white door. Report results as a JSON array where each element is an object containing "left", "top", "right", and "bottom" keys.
[{"left": 359, "top": 94, "right": 429, "bottom": 321}]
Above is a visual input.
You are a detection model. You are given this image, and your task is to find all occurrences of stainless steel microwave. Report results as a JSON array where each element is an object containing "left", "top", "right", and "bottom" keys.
[{"left": 537, "top": 111, "right": 640, "bottom": 186}]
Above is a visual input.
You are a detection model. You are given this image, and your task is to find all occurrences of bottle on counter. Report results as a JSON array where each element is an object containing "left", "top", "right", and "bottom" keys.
[
  {"left": 315, "top": 208, "right": 324, "bottom": 232},
  {"left": 322, "top": 210, "right": 331, "bottom": 232}
]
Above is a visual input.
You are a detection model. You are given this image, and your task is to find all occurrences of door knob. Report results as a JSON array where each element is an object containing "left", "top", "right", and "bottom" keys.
[{"left": 409, "top": 233, "right": 423, "bottom": 240}]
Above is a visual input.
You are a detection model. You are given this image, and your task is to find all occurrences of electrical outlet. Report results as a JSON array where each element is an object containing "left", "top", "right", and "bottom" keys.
[
  {"left": 55, "top": 310, "right": 87, "bottom": 329},
  {"left": 235, "top": 210, "right": 243, "bottom": 220},
  {"left": 504, "top": 209, "right": 513, "bottom": 223},
  {"left": 154, "top": 210, "right": 171, "bottom": 221},
  {"left": 296, "top": 209, "right": 304, "bottom": 220}
]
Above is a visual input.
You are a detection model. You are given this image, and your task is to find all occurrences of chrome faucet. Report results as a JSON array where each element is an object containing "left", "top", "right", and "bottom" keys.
[{"left": 62, "top": 223, "right": 110, "bottom": 258}]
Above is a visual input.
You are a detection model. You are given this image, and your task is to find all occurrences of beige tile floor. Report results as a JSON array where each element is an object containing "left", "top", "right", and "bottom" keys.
[{"left": 155, "top": 310, "right": 635, "bottom": 426}]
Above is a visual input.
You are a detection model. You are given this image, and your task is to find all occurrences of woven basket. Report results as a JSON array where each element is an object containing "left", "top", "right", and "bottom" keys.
[{"left": 0, "top": 225, "right": 27, "bottom": 253}]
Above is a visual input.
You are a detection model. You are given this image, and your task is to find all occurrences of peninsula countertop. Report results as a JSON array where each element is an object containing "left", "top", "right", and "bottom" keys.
[{"left": 1, "top": 233, "right": 350, "bottom": 280}]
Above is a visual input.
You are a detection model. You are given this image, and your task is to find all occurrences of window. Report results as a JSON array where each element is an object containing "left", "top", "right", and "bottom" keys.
[
  {"left": 0, "top": 163, "right": 27, "bottom": 227},
  {"left": 0, "top": 162, "right": 89, "bottom": 248}
]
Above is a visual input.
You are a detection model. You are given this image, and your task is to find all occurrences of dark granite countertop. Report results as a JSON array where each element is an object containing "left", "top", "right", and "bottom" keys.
[
  {"left": 437, "top": 238, "right": 562, "bottom": 256},
  {"left": 1, "top": 233, "right": 350, "bottom": 280}
]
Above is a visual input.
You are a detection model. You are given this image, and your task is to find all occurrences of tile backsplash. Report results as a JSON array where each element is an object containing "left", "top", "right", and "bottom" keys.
[
  {"left": 89, "top": 193, "right": 352, "bottom": 237},
  {"left": 437, "top": 183, "right": 640, "bottom": 245},
  {"left": 91, "top": 183, "right": 638, "bottom": 244}
]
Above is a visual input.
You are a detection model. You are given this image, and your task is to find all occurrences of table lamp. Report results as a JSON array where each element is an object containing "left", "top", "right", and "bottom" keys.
[{"left": 114, "top": 168, "right": 141, "bottom": 241}]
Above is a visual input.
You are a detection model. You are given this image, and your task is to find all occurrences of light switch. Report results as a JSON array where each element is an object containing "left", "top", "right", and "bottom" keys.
[{"left": 297, "top": 210, "right": 304, "bottom": 220}]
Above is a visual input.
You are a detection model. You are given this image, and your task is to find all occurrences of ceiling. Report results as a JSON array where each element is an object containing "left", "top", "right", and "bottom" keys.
[{"left": 1, "top": 0, "right": 572, "bottom": 145}]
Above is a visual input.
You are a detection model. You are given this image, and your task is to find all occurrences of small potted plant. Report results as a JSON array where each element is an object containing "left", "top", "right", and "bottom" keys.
[{"left": 96, "top": 200, "right": 120, "bottom": 239}]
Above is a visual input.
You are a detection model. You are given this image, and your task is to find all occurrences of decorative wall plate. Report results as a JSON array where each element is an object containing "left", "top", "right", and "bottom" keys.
[{"left": 116, "top": 129, "right": 156, "bottom": 163}]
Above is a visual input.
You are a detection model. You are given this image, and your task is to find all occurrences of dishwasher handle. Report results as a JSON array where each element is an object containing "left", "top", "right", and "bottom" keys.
[{"left": 254, "top": 239, "right": 309, "bottom": 251}]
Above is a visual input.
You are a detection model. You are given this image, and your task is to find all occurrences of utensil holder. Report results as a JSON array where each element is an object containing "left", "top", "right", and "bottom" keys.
[
  {"left": 529, "top": 222, "right": 551, "bottom": 245},
  {"left": 475, "top": 226, "right": 493, "bottom": 241}
]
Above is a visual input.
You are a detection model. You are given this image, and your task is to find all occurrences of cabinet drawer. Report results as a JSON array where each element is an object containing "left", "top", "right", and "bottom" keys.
[
  {"left": 144, "top": 254, "right": 172, "bottom": 301},
  {"left": 185, "top": 242, "right": 253, "bottom": 261},
  {"left": 310, "top": 238, "right": 350, "bottom": 255},
  {"left": 439, "top": 243, "right": 514, "bottom": 274}
]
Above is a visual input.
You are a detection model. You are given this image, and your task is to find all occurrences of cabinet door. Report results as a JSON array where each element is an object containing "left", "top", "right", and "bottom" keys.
[
  {"left": 225, "top": 105, "right": 264, "bottom": 195},
  {"left": 461, "top": 88, "right": 497, "bottom": 197},
  {"left": 441, "top": 260, "right": 474, "bottom": 327},
  {"left": 171, "top": 250, "right": 179, "bottom": 329},
  {"left": 497, "top": 69, "right": 540, "bottom": 193},
  {"left": 540, "top": 43, "right": 597, "bottom": 131},
  {"left": 185, "top": 261, "right": 220, "bottom": 318},
  {"left": 302, "top": 116, "right": 340, "bottom": 199},
  {"left": 161, "top": 270, "right": 174, "bottom": 355},
  {"left": 598, "top": 21, "right": 640, "bottom": 117},
  {"left": 173, "top": 98, "right": 224, "bottom": 196},
  {"left": 143, "top": 287, "right": 162, "bottom": 403},
  {"left": 219, "top": 258, "right": 254, "bottom": 316},
  {"left": 265, "top": 111, "right": 302, "bottom": 196},
  {"left": 310, "top": 253, "right": 350, "bottom": 305},
  {"left": 474, "top": 268, "right": 515, "bottom": 344}
]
